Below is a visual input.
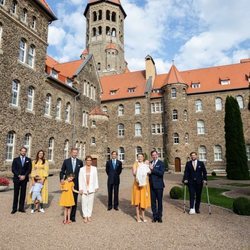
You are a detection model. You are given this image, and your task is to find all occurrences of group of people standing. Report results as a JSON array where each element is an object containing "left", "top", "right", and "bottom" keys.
[{"left": 11, "top": 146, "right": 208, "bottom": 223}]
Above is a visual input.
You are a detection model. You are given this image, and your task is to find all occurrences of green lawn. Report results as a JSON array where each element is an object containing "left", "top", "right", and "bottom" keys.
[{"left": 207, "top": 176, "right": 227, "bottom": 181}]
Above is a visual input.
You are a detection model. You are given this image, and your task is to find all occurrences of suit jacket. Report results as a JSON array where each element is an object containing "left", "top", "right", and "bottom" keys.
[
  {"left": 79, "top": 166, "right": 99, "bottom": 194},
  {"left": 12, "top": 156, "right": 32, "bottom": 182},
  {"left": 106, "top": 159, "right": 122, "bottom": 185},
  {"left": 149, "top": 159, "right": 165, "bottom": 189},
  {"left": 60, "top": 158, "right": 83, "bottom": 190},
  {"left": 183, "top": 160, "right": 207, "bottom": 184}
]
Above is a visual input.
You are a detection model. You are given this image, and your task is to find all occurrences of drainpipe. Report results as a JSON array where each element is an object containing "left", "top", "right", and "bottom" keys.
[{"left": 72, "top": 92, "right": 81, "bottom": 147}]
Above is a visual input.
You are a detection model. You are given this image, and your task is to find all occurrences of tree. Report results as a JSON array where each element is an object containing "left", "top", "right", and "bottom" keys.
[{"left": 224, "top": 96, "right": 249, "bottom": 180}]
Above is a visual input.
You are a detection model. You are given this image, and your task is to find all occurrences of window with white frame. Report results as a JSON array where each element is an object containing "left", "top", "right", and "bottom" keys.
[
  {"left": 135, "top": 146, "right": 142, "bottom": 159},
  {"left": 135, "top": 102, "right": 141, "bottom": 115},
  {"left": 83, "top": 80, "right": 87, "bottom": 95},
  {"left": 27, "top": 86, "right": 34, "bottom": 111},
  {"left": 215, "top": 97, "right": 222, "bottom": 111},
  {"left": 31, "top": 16, "right": 37, "bottom": 30},
  {"left": 6, "top": 131, "right": 15, "bottom": 160},
  {"left": 79, "top": 142, "right": 83, "bottom": 159},
  {"left": 82, "top": 111, "right": 88, "bottom": 127},
  {"left": 45, "top": 94, "right": 51, "bottom": 116},
  {"left": 102, "top": 106, "right": 107, "bottom": 113},
  {"left": 135, "top": 123, "right": 142, "bottom": 137},
  {"left": 197, "top": 120, "right": 205, "bottom": 135},
  {"left": 21, "top": 8, "right": 27, "bottom": 23},
  {"left": 151, "top": 124, "right": 163, "bottom": 134},
  {"left": 87, "top": 82, "right": 90, "bottom": 97},
  {"left": 19, "top": 39, "right": 26, "bottom": 63},
  {"left": 183, "top": 110, "right": 188, "bottom": 121},
  {"left": 90, "top": 85, "right": 93, "bottom": 99},
  {"left": 75, "top": 141, "right": 79, "bottom": 151},
  {"left": 151, "top": 102, "right": 163, "bottom": 113},
  {"left": 51, "top": 69, "right": 58, "bottom": 79},
  {"left": 65, "top": 102, "right": 71, "bottom": 122},
  {"left": 246, "top": 145, "right": 250, "bottom": 161},
  {"left": 118, "top": 147, "right": 125, "bottom": 161},
  {"left": 11, "top": 80, "right": 20, "bottom": 106},
  {"left": 118, "top": 104, "right": 124, "bottom": 116},
  {"left": 11, "top": 0, "right": 17, "bottom": 14},
  {"left": 118, "top": 124, "right": 124, "bottom": 137},
  {"left": 173, "top": 133, "right": 179, "bottom": 144},
  {"left": 106, "top": 147, "right": 111, "bottom": 161},
  {"left": 91, "top": 137, "right": 96, "bottom": 145},
  {"left": 83, "top": 143, "right": 86, "bottom": 159},
  {"left": 27, "top": 45, "right": 35, "bottom": 68},
  {"left": 195, "top": 99, "right": 203, "bottom": 112},
  {"left": 24, "top": 133, "right": 31, "bottom": 157},
  {"left": 155, "top": 148, "right": 164, "bottom": 159},
  {"left": 184, "top": 133, "right": 189, "bottom": 144},
  {"left": 0, "top": 23, "right": 3, "bottom": 48},
  {"left": 214, "top": 145, "right": 222, "bottom": 161},
  {"left": 48, "top": 137, "right": 54, "bottom": 161},
  {"left": 92, "top": 120, "right": 96, "bottom": 127},
  {"left": 236, "top": 95, "right": 244, "bottom": 109},
  {"left": 172, "top": 109, "right": 178, "bottom": 121},
  {"left": 171, "top": 88, "right": 177, "bottom": 98},
  {"left": 64, "top": 140, "right": 69, "bottom": 159},
  {"left": 56, "top": 98, "right": 61, "bottom": 119},
  {"left": 198, "top": 146, "right": 207, "bottom": 161},
  {"left": 220, "top": 79, "right": 230, "bottom": 85},
  {"left": 93, "top": 87, "right": 96, "bottom": 101}
]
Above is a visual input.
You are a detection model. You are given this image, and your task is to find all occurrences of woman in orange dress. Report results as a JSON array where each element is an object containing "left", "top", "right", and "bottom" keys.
[{"left": 131, "top": 153, "right": 151, "bottom": 222}]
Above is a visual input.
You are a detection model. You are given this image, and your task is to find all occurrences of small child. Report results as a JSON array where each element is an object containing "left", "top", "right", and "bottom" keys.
[
  {"left": 136, "top": 160, "right": 151, "bottom": 187},
  {"left": 30, "top": 175, "right": 44, "bottom": 213},
  {"left": 59, "top": 174, "right": 79, "bottom": 224}
]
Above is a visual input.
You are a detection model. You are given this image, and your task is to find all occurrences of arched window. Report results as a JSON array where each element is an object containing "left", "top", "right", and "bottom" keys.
[
  {"left": 184, "top": 133, "right": 189, "bottom": 144},
  {"left": 106, "top": 10, "right": 110, "bottom": 20},
  {"left": 48, "top": 137, "right": 54, "bottom": 161},
  {"left": 111, "top": 28, "right": 116, "bottom": 37},
  {"left": 19, "top": 38, "right": 26, "bottom": 63},
  {"left": 11, "top": 80, "right": 20, "bottom": 106},
  {"left": 183, "top": 110, "right": 188, "bottom": 121},
  {"left": 198, "top": 146, "right": 207, "bottom": 161},
  {"left": 28, "top": 44, "right": 35, "bottom": 68},
  {"left": 21, "top": 8, "right": 27, "bottom": 23},
  {"left": 172, "top": 110, "right": 178, "bottom": 121},
  {"left": 136, "top": 146, "right": 142, "bottom": 156},
  {"left": 92, "top": 27, "right": 96, "bottom": 37},
  {"left": 45, "top": 94, "right": 51, "bottom": 116},
  {"left": 87, "top": 82, "right": 90, "bottom": 97},
  {"left": 135, "top": 123, "right": 142, "bottom": 137},
  {"left": 173, "top": 133, "right": 179, "bottom": 144},
  {"left": 27, "top": 86, "right": 35, "bottom": 111},
  {"left": 118, "top": 104, "right": 124, "bottom": 116},
  {"left": 106, "top": 26, "right": 111, "bottom": 35},
  {"left": 118, "top": 147, "right": 125, "bottom": 161},
  {"left": 195, "top": 99, "right": 203, "bottom": 112},
  {"left": 246, "top": 144, "right": 250, "bottom": 161},
  {"left": 171, "top": 88, "right": 176, "bottom": 98},
  {"left": 0, "top": 22, "right": 2, "bottom": 48},
  {"left": 65, "top": 102, "right": 71, "bottom": 122},
  {"left": 197, "top": 120, "right": 205, "bottom": 134},
  {"left": 0, "top": 0, "right": 5, "bottom": 6},
  {"left": 56, "top": 98, "right": 62, "bottom": 119},
  {"left": 6, "top": 131, "right": 15, "bottom": 160},
  {"left": 31, "top": 16, "right": 37, "bottom": 30},
  {"left": 93, "top": 11, "right": 97, "bottom": 21},
  {"left": 102, "top": 106, "right": 108, "bottom": 113},
  {"left": 106, "top": 147, "right": 111, "bottom": 161},
  {"left": 98, "top": 10, "right": 102, "bottom": 20},
  {"left": 151, "top": 124, "right": 156, "bottom": 134},
  {"left": 236, "top": 95, "right": 244, "bottom": 109},
  {"left": 64, "top": 140, "right": 69, "bottom": 159},
  {"left": 214, "top": 145, "right": 222, "bottom": 161},
  {"left": 135, "top": 102, "right": 141, "bottom": 115},
  {"left": 215, "top": 97, "right": 222, "bottom": 111},
  {"left": 83, "top": 80, "right": 87, "bottom": 95},
  {"left": 92, "top": 120, "right": 96, "bottom": 127},
  {"left": 11, "top": 0, "right": 17, "bottom": 14},
  {"left": 98, "top": 26, "right": 102, "bottom": 35},
  {"left": 91, "top": 137, "right": 96, "bottom": 145},
  {"left": 112, "top": 12, "right": 116, "bottom": 22},
  {"left": 24, "top": 133, "right": 31, "bottom": 157},
  {"left": 118, "top": 124, "right": 124, "bottom": 137},
  {"left": 83, "top": 142, "right": 86, "bottom": 159}
]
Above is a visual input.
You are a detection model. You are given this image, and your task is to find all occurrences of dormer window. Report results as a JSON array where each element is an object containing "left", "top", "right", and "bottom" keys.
[
  {"left": 110, "top": 90, "right": 117, "bottom": 95},
  {"left": 191, "top": 82, "right": 200, "bottom": 88},
  {"left": 220, "top": 78, "right": 230, "bottom": 85},
  {"left": 128, "top": 87, "right": 135, "bottom": 93},
  {"left": 67, "top": 78, "right": 73, "bottom": 87},
  {"left": 245, "top": 74, "right": 250, "bottom": 83},
  {"left": 51, "top": 69, "right": 58, "bottom": 79},
  {"left": 152, "top": 89, "right": 162, "bottom": 93}
]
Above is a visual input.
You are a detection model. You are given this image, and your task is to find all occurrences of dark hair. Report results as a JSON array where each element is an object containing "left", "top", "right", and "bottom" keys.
[
  {"left": 71, "top": 148, "right": 79, "bottom": 152},
  {"left": 85, "top": 155, "right": 93, "bottom": 161},
  {"left": 151, "top": 150, "right": 158, "bottom": 156},
  {"left": 111, "top": 151, "right": 117, "bottom": 155},
  {"left": 20, "top": 146, "right": 27, "bottom": 152},
  {"left": 34, "top": 175, "right": 41, "bottom": 182},
  {"left": 137, "top": 153, "right": 144, "bottom": 158},
  {"left": 35, "top": 150, "right": 45, "bottom": 165},
  {"left": 190, "top": 152, "right": 197, "bottom": 156},
  {"left": 67, "top": 173, "right": 75, "bottom": 178}
]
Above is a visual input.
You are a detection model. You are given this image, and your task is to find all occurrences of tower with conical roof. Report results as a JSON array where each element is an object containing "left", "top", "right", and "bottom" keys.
[{"left": 84, "top": 0, "right": 127, "bottom": 76}]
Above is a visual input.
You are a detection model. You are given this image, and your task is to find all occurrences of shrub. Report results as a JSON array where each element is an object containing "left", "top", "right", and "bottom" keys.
[
  {"left": 170, "top": 186, "right": 182, "bottom": 199},
  {"left": 0, "top": 177, "right": 10, "bottom": 186},
  {"left": 211, "top": 171, "right": 217, "bottom": 177},
  {"left": 233, "top": 197, "right": 250, "bottom": 216}
]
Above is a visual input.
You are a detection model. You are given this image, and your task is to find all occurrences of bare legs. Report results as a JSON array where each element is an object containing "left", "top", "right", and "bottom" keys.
[
  {"left": 135, "top": 205, "right": 147, "bottom": 222},
  {"left": 63, "top": 207, "right": 72, "bottom": 224}
]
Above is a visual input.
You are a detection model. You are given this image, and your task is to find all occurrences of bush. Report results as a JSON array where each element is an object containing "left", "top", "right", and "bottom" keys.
[
  {"left": 233, "top": 197, "right": 250, "bottom": 216},
  {"left": 170, "top": 186, "right": 182, "bottom": 199},
  {"left": 0, "top": 177, "right": 10, "bottom": 186},
  {"left": 211, "top": 171, "right": 217, "bottom": 177}
]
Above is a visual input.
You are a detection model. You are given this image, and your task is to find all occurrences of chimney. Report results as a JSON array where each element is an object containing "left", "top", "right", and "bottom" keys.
[{"left": 145, "top": 55, "right": 156, "bottom": 84}]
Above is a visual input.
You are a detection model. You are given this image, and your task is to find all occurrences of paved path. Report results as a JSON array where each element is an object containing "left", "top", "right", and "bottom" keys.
[{"left": 0, "top": 169, "right": 249, "bottom": 250}]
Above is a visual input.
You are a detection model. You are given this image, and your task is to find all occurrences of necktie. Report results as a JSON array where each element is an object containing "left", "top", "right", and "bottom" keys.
[
  {"left": 112, "top": 160, "right": 116, "bottom": 170},
  {"left": 72, "top": 159, "right": 76, "bottom": 172},
  {"left": 21, "top": 157, "right": 25, "bottom": 167},
  {"left": 192, "top": 161, "right": 196, "bottom": 170}
]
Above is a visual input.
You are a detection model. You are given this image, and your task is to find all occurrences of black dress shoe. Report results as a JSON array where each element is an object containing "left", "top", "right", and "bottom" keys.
[
  {"left": 114, "top": 207, "right": 119, "bottom": 211},
  {"left": 158, "top": 218, "right": 163, "bottom": 223},
  {"left": 152, "top": 219, "right": 157, "bottom": 223},
  {"left": 18, "top": 210, "right": 26, "bottom": 213},
  {"left": 196, "top": 210, "right": 200, "bottom": 214},
  {"left": 107, "top": 207, "right": 112, "bottom": 211},
  {"left": 11, "top": 210, "right": 17, "bottom": 214}
]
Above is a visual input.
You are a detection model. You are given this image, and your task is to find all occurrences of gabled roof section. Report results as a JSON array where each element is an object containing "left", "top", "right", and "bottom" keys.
[
  {"left": 165, "top": 65, "right": 186, "bottom": 85},
  {"left": 89, "top": 106, "right": 108, "bottom": 117},
  {"left": 101, "top": 70, "right": 146, "bottom": 101},
  {"left": 35, "top": 0, "right": 57, "bottom": 21}
]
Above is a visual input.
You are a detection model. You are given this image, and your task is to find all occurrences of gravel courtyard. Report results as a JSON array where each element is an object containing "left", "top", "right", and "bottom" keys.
[{"left": 0, "top": 169, "right": 249, "bottom": 250}]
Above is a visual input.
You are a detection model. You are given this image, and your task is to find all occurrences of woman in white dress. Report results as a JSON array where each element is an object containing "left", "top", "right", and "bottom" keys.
[{"left": 79, "top": 155, "right": 99, "bottom": 223}]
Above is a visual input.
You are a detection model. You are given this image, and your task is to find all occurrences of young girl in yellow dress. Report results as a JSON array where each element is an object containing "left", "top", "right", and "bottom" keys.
[{"left": 59, "top": 174, "right": 78, "bottom": 224}]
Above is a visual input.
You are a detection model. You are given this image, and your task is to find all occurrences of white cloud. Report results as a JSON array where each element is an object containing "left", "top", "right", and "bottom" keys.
[{"left": 48, "top": 26, "right": 66, "bottom": 46}]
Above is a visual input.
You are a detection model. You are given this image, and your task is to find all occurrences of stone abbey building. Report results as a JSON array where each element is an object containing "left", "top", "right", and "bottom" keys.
[{"left": 0, "top": 0, "right": 249, "bottom": 172}]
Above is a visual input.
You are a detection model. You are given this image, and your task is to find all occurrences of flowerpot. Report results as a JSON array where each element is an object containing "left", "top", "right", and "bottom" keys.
[{"left": 0, "top": 186, "right": 9, "bottom": 192}]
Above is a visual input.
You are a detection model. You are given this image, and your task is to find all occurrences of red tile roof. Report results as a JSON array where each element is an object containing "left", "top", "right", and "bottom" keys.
[
  {"left": 35, "top": 0, "right": 57, "bottom": 21},
  {"left": 106, "top": 43, "right": 117, "bottom": 50},
  {"left": 166, "top": 65, "right": 185, "bottom": 84},
  {"left": 89, "top": 106, "right": 108, "bottom": 117},
  {"left": 100, "top": 70, "right": 146, "bottom": 101},
  {"left": 88, "top": 0, "right": 121, "bottom": 4}
]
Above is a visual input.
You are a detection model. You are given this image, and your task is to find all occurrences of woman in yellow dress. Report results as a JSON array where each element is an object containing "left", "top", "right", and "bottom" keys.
[
  {"left": 27, "top": 150, "right": 49, "bottom": 212},
  {"left": 131, "top": 153, "right": 151, "bottom": 222}
]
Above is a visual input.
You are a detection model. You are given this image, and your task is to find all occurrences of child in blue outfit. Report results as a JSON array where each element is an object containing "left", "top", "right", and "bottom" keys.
[{"left": 29, "top": 175, "right": 44, "bottom": 213}]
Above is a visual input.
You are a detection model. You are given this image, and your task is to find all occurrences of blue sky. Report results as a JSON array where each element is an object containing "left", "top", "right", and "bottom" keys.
[{"left": 46, "top": 0, "right": 250, "bottom": 73}]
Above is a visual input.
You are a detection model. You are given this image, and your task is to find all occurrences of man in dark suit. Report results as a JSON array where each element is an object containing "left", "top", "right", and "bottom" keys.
[
  {"left": 183, "top": 151, "right": 207, "bottom": 214},
  {"left": 60, "top": 148, "right": 83, "bottom": 222},
  {"left": 106, "top": 151, "right": 122, "bottom": 211},
  {"left": 11, "top": 147, "right": 32, "bottom": 214},
  {"left": 149, "top": 150, "right": 165, "bottom": 223}
]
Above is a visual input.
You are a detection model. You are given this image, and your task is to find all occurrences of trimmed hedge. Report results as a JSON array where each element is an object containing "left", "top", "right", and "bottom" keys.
[
  {"left": 170, "top": 186, "right": 182, "bottom": 199},
  {"left": 233, "top": 197, "right": 250, "bottom": 216},
  {"left": 211, "top": 171, "right": 217, "bottom": 177}
]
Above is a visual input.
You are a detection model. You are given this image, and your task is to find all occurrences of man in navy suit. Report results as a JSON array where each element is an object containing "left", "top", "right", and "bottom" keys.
[
  {"left": 183, "top": 152, "right": 207, "bottom": 214},
  {"left": 11, "top": 147, "right": 32, "bottom": 214},
  {"left": 106, "top": 151, "right": 123, "bottom": 211},
  {"left": 149, "top": 150, "right": 165, "bottom": 223},
  {"left": 60, "top": 148, "right": 83, "bottom": 222}
]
